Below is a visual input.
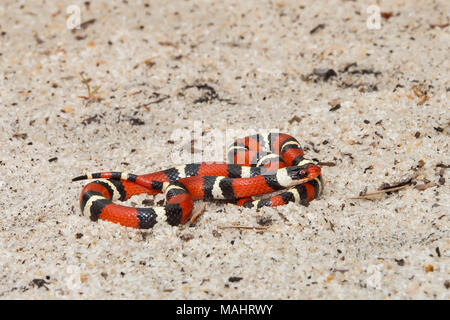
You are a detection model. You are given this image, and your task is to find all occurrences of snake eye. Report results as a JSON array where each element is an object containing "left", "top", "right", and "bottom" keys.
[
  {"left": 287, "top": 166, "right": 311, "bottom": 180},
  {"left": 295, "top": 169, "right": 308, "bottom": 179}
]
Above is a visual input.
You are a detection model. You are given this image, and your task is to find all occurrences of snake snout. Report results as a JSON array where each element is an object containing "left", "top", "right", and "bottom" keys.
[{"left": 307, "top": 164, "right": 321, "bottom": 180}]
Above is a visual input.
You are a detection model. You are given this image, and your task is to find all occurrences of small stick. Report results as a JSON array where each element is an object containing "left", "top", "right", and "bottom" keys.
[
  {"left": 190, "top": 202, "right": 206, "bottom": 224},
  {"left": 317, "top": 161, "right": 336, "bottom": 167},
  {"left": 277, "top": 211, "right": 291, "bottom": 225},
  {"left": 349, "top": 182, "right": 436, "bottom": 200},
  {"left": 350, "top": 184, "right": 411, "bottom": 199},
  {"left": 218, "top": 225, "right": 269, "bottom": 231}
]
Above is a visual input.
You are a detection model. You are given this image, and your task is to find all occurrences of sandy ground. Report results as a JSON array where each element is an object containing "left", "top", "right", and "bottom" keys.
[{"left": 0, "top": 0, "right": 448, "bottom": 299}]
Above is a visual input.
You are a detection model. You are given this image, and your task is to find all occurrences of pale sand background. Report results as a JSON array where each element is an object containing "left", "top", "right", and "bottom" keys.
[{"left": 0, "top": 0, "right": 448, "bottom": 299}]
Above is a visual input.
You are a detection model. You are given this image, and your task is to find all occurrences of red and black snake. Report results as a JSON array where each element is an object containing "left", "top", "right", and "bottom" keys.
[{"left": 73, "top": 132, "right": 323, "bottom": 229}]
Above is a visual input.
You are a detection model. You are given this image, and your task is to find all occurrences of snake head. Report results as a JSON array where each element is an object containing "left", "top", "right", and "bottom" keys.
[{"left": 287, "top": 162, "right": 321, "bottom": 182}]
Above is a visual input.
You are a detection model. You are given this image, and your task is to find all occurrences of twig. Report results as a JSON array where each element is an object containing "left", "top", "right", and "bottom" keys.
[
  {"left": 350, "top": 185, "right": 411, "bottom": 199},
  {"left": 317, "top": 161, "right": 336, "bottom": 167},
  {"left": 277, "top": 212, "right": 291, "bottom": 225},
  {"left": 190, "top": 202, "right": 206, "bottom": 224},
  {"left": 217, "top": 225, "right": 269, "bottom": 231},
  {"left": 349, "top": 182, "right": 436, "bottom": 200}
]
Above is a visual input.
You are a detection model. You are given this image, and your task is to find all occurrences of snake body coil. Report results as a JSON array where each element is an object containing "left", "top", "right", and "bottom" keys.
[{"left": 73, "top": 132, "right": 323, "bottom": 229}]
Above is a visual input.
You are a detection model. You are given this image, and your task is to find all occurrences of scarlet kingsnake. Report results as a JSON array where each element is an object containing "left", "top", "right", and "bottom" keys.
[{"left": 73, "top": 132, "right": 323, "bottom": 229}]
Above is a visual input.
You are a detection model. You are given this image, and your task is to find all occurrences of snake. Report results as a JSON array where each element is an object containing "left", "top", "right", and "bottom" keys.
[{"left": 72, "top": 132, "right": 323, "bottom": 229}]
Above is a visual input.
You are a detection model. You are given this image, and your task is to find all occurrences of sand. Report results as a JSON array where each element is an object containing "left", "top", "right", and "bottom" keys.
[{"left": 0, "top": 0, "right": 448, "bottom": 299}]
